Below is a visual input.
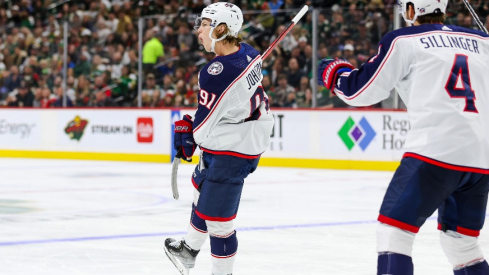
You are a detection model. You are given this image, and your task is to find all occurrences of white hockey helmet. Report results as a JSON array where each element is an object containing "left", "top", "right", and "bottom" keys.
[
  {"left": 194, "top": 2, "right": 243, "bottom": 53},
  {"left": 199, "top": 2, "right": 243, "bottom": 37},
  {"left": 398, "top": 0, "right": 448, "bottom": 25}
]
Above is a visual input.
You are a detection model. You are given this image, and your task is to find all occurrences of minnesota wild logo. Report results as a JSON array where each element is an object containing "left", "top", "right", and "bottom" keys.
[{"left": 65, "top": 115, "right": 89, "bottom": 141}]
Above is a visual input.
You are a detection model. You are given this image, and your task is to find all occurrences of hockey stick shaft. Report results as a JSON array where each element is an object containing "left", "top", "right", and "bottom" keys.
[
  {"left": 261, "top": 5, "right": 309, "bottom": 60},
  {"left": 462, "top": 0, "right": 488, "bottom": 34},
  {"left": 171, "top": 156, "right": 180, "bottom": 200}
]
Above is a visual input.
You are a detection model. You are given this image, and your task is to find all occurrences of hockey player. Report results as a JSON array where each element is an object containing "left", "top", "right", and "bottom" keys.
[
  {"left": 317, "top": 0, "right": 489, "bottom": 274},
  {"left": 164, "top": 2, "right": 274, "bottom": 275}
]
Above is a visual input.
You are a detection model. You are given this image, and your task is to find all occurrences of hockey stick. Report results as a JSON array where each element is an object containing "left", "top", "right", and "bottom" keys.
[
  {"left": 171, "top": 156, "right": 180, "bottom": 200},
  {"left": 261, "top": 5, "right": 309, "bottom": 60},
  {"left": 171, "top": 148, "right": 192, "bottom": 200},
  {"left": 461, "top": 0, "right": 488, "bottom": 34},
  {"left": 170, "top": 5, "right": 309, "bottom": 200}
]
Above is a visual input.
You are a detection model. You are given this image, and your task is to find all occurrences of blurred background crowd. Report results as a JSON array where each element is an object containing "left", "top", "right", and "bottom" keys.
[{"left": 0, "top": 0, "right": 487, "bottom": 108}]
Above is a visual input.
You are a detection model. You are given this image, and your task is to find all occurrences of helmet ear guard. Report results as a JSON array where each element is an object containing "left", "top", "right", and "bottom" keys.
[{"left": 397, "top": 0, "right": 448, "bottom": 25}]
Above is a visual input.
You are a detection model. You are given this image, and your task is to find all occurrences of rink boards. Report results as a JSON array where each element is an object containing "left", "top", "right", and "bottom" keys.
[{"left": 0, "top": 108, "right": 408, "bottom": 171}]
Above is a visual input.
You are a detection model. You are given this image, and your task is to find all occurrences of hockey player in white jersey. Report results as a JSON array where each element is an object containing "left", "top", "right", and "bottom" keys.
[
  {"left": 164, "top": 2, "right": 274, "bottom": 275},
  {"left": 318, "top": 0, "right": 489, "bottom": 274}
]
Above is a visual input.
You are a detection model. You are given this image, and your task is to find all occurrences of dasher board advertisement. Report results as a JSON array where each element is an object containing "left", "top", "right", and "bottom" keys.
[{"left": 57, "top": 110, "right": 167, "bottom": 154}]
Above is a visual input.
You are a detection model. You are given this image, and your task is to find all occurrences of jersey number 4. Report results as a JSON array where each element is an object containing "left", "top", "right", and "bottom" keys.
[{"left": 445, "top": 54, "right": 478, "bottom": 113}]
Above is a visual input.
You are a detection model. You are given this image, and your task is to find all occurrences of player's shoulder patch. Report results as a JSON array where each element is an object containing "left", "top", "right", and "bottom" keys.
[{"left": 207, "top": 61, "right": 224, "bottom": 75}]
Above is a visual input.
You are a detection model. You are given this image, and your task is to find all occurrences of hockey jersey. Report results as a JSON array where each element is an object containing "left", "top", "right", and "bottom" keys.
[
  {"left": 335, "top": 24, "right": 489, "bottom": 171},
  {"left": 193, "top": 43, "right": 274, "bottom": 158}
]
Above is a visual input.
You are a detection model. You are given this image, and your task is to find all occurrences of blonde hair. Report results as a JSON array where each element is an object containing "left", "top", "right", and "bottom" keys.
[{"left": 215, "top": 23, "right": 242, "bottom": 47}]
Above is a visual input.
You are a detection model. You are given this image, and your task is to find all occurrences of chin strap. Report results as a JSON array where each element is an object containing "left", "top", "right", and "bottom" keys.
[
  {"left": 209, "top": 26, "right": 230, "bottom": 53},
  {"left": 402, "top": 12, "right": 418, "bottom": 26}
]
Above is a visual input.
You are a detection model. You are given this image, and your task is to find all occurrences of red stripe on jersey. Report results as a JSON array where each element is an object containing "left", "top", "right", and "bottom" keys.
[
  {"left": 403, "top": 152, "right": 489, "bottom": 174},
  {"left": 211, "top": 251, "right": 237, "bottom": 258},
  {"left": 456, "top": 226, "right": 480, "bottom": 237},
  {"left": 191, "top": 177, "right": 199, "bottom": 190},
  {"left": 190, "top": 222, "right": 208, "bottom": 234},
  {"left": 378, "top": 214, "right": 420, "bottom": 233},
  {"left": 201, "top": 147, "right": 261, "bottom": 159},
  {"left": 210, "top": 231, "right": 235, "bottom": 239},
  {"left": 195, "top": 209, "right": 237, "bottom": 222},
  {"left": 437, "top": 223, "right": 480, "bottom": 237},
  {"left": 194, "top": 55, "right": 262, "bottom": 133}
]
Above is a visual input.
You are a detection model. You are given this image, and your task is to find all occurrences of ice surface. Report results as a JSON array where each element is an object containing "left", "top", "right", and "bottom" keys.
[{"left": 0, "top": 158, "right": 487, "bottom": 275}]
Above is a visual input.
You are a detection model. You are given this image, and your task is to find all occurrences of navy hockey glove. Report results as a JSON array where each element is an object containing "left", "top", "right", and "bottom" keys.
[
  {"left": 317, "top": 59, "right": 354, "bottom": 90},
  {"left": 174, "top": 115, "right": 195, "bottom": 162}
]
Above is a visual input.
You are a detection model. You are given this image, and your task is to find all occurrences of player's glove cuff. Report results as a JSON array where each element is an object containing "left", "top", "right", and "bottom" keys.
[
  {"left": 174, "top": 115, "right": 195, "bottom": 162},
  {"left": 174, "top": 115, "right": 193, "bottom": 133},
  {"left": 317, "top": 59, "right": 354, "bottom": 91}
]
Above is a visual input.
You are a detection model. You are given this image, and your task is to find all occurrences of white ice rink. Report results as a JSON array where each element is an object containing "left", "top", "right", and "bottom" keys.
[{"left": 0, "top": 158, "right": 488, "bottom": 275}]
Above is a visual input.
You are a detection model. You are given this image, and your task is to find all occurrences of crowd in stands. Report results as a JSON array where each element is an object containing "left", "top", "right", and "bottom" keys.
[{"left": 0, "top": 0, "right": 485, "bottom": 108}]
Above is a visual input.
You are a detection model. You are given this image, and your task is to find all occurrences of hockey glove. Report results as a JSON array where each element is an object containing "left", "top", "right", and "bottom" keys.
[
  {"left": 174, "top": 115, "right": 195, "bottom": 162},
  {"left": 317, "top": 58, "right": 354, "bottom": 90}
]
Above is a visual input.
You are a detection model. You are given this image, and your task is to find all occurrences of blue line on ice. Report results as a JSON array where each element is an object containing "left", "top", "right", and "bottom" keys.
[{"left": 0, "top": 218, "right": 438, "bottom": 246}]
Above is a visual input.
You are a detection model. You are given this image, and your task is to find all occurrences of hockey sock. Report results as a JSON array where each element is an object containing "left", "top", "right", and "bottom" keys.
[
  {"left": 210, "top": 230, "right": 238, "bottom": 275},
  {"left": 184, "top": 204, "right": 208, "bottom": 250},
  {"left": 454, "top": 260, "right": 489, "bottom": 275},
  {"left": 377, "top": 252, "right": 413, "bottom": 275}
]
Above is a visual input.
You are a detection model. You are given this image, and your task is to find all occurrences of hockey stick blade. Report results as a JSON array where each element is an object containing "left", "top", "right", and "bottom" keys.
[
  {"left": 171, "top": 157, "right": 180, "bottom": 200},
  {"left": 261, "top": 5, "right": 308, "bottom": 60}
]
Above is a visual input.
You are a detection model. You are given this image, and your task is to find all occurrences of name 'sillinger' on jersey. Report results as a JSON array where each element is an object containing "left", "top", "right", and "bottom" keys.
[
  {"left": 246, "top": 61, "right": 263, "bottom": 90},
  {"left": 419, "top": 33, "right": 480, "bottom": 53}
]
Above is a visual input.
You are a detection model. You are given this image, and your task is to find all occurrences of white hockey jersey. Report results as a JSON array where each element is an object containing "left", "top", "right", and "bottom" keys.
[
  {"left": 192, "top": 43, "right": 274, "bottom": 158},
  {"left": 335, "top": 24, "right": 489, "bottom": 172}
]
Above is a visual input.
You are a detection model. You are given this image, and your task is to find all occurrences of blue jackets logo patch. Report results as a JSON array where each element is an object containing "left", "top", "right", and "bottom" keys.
[{"left": 207, "top": 62, "right": 224, "bottom": 75}]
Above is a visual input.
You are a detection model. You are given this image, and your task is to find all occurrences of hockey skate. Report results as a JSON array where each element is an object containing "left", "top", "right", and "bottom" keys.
[{"left": 164, "top": 238, "right": 200, "bottom": 275}]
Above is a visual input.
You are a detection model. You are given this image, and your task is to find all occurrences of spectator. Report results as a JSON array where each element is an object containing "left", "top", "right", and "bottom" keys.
[
  {"left": 74, "top": 76, "right": 90, "bottom": 106},
  {"left": 93, "top": 90, "right": 116, "bottom": 107},
  {"left": 286, "top": 57, "right": 304, "bottom": 89},
  {"left": 296, "top": 76, "right": 312, "bottom": 108},
  {"left": 142, "top": 31, "right": 164, "bottom": 75},
  {"left": 15, "top": 81, "right": 35, "bottom": 107},
  {"left": 162, "top": 74, "right": 176, "bottom": 97},
  {"left": 270, "top": 57, "right": 285, "bottom": 86},
  {"left": 273, "top": 74, "right": 295, "bottom": 107},
  {"left": 141, "top": 73, "right": 161, "bottom": 98},
  {"left": 179, "top": 22, "right": 194, "bottom": 48},
  {"left": 268, "top": 0, "right": 284, "bottom": 15},
  {"left": 316, "top": 87, "right": 349, "bottom": 109},
  {"left": 32, "top": 87, "right": 43, "bottom": 107},
  {"left": 52, "top": 86, "right": 74, "bottom": 107},
  {"left": 74, "top": 52, "right": 91, "bottom": 77},
  {"left": 343, "top": 43, "right": 355, "bottom": 59},
  {"left": 108, "top": 51, "right": 123, "bottom": 79},
  {"left": 2, "top": 66, "right": 22, "bottom": 93},
  {"left": 0, "top": 53, "right": 5, "bottom": 72},
  {"left": 112, "top": 65, "right": 136, "bottom": 105}
]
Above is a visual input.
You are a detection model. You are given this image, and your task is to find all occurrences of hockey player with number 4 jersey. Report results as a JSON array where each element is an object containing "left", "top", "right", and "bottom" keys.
[
  {"left": 318, "top": 0, "right": 489, "bottom": 274},
  {"left": 164, "top": 2, "right": 274, "bottom": 275}
]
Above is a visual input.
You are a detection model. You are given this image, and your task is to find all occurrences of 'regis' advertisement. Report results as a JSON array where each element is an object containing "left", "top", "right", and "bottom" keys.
[{"left": 321, "top": 110, "right": 409, "bottom": 161}]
